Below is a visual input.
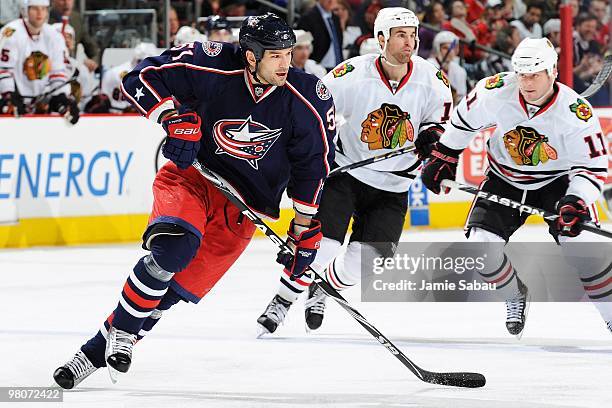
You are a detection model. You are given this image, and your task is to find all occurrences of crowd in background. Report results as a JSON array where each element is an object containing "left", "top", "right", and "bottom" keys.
[{"left": 0, "top": 0, "right": 610, "bottom": 117}]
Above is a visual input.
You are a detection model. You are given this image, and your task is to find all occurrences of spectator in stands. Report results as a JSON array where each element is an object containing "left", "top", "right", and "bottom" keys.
[
  {"left": 476, "top": 25, "right": 520, "bottom": 78},
  {"left": 220, "top": 0, "right": 247, "bottom": 17},
  {"left": 507, "top": 0, "right": 527, "bottom": 20},
  {"left": 543, "top": 18, "right": 560, "bottom": 49},
  {"left": 588, "top": 0, "right": 610, "bottom": 48},
  {"left": 291, "top": 30, "right": 327, "bottom": 78},
  {"left": 573, "top": 13, "right": 601, "bottom": 65},
  {"left": 0, "top": 0, "right": 21, "bottom": 27},
  {"left": 200, "top": 0, "right": 222, "bottom": 17},
  {"left": 352, "top": 0, "right": 382, "bottom": 56},
  {"left": 481, "top": 0, "right": 508, "bottom": 47},
  {"left": 333, "top": 0, "right": 362, "bottom": 59},
  {"left": 509, "top": 2, "right": 543, "bottom": 40},
  {"left": 205, "top": 16, "right": 233, "bottom": 42},
  {"left": 568, "top": 0, "right": 580, "bottom": 19},
  {"left": 49, "top": 0, "right": 100, "bottom": 72},
  {"left": 297, "top": 0, "right": 343, "bottom": 70},
  {"left": 574, "top": 52, "right": 608, "bottom": 106},
  {"left": 428, "top": 31, "right": 468, "bottom": 104},
  {"left": 418, "top": 1, "right": 447, "bottom": 59},
  {"left": 464, "top": 0, "right": 486, "bottom": 23},
  {"left": 168, "top": 7, "right": 180, "bottom": 44},
  {"left": 442, "top": 0, "right": 485, "bottom": 63}
]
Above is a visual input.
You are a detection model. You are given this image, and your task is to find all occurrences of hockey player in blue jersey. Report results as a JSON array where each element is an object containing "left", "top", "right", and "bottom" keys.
[{"left": 52, "top": 13, "right": 335, "bottom": 389}]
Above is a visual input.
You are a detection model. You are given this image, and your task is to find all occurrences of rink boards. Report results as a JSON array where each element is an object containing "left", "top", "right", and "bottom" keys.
[{"left": 0, "top": 109, "right": 611, "bottom": 247}]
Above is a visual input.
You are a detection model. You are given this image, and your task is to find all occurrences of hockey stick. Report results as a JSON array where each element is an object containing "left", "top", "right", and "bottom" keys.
[
  {"left": 193, "top": 161, "right": 486, "bottom": 388},
  {"left": 441, "top": 179, "right": 612, "bottom": 239},
  {"left": 328, "top": 145, "right": 417, "bottom": 178},
  {"left": 580, "top": 52, "right": 612, "bottom": 99},
  {"left": 25, "top": 68, "right": 80, "bottom": 107}
]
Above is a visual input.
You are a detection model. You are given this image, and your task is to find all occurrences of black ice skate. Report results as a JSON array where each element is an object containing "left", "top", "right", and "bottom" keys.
[
  {"left": 257, "top": 295, "right": 292, "bottom": 336},
  {"left": 505, "top": 277, "right": 530, "bottom": 338},
  {"left": 304, "top": 283, "right": 327, "bottom": 331},
  {"left": 105, "top": 326, "right": 136, "bottom": 383},
  {"left": 53, "top": 350, "right": 98, "bottom": 389}
]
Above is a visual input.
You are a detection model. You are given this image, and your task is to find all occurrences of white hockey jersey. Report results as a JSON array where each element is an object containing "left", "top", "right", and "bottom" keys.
[
  {"left": 66, "top": 56, "right": 96, "bottom": 109},
  {"left": 440, "top": 72, "right": 607, "bottom": 205},
  {"left": 101, "top": 61, "right": 134, "bottom": 111},
  {"left": 0, "top": 19, "right": 69, "bottom": 97},
  {"left": 322, "top": 54, "right": 453, "bottom": 192}
]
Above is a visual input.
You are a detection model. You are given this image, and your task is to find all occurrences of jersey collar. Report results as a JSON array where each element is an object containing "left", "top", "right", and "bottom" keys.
[
  {"left": 518, "top": 83, "right": 560, "bottom": 119},
  {"left": 375, "top": 56, "right": 413, "bottom": 95},
  {"left": 243, "top": 69, "right": 277, "bottom": 103},
  {"left": 21, "top": 18, "right": 38, "bottom": 41}
]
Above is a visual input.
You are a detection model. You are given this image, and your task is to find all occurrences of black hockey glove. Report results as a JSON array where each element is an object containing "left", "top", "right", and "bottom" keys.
[
  {"left": 0, "top": 91, "right": 25, "bottom": 116},
  {"left": 552, "top": 195, "right": 591, "bottom": 237},
  {"left": 420, "top": 142, "right": 462, "bottom": 194},
  {"left": 84, "top": 94, "right": 111, "bottom": 113},
  {"left": 161, "top": 112, "right": 202, "bottom": 170},
  {"left": 49, "top": 93, "right": 80, "bottom": 124},
  {"left": 414, "top": 124, "right": 444, "bottom": 161},
  {"left": 276, "top": 219, "right": 322, "bottom": 281}
]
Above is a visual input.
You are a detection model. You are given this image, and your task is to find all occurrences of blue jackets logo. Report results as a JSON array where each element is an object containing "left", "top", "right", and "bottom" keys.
[{"left": 212, "top": 116, "right": 282, "bottom": 169}]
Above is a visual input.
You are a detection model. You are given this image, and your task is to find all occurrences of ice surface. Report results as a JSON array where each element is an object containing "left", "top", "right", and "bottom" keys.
[{"left": 1, "top": 225, "right": 611, "bottom": 407}]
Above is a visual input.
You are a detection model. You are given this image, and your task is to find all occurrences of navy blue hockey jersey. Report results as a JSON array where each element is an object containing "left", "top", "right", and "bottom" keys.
[{"left": 121, "top": 41, "right": 336, "bottom": 219}]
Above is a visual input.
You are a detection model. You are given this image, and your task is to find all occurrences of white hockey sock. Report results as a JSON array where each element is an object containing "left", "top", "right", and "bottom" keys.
[
  {"left": 469, "top": 228, "right": 521, "bottom": 300},
  {"left": 325, "top": 242, "right": 379, "bottom": 291}
]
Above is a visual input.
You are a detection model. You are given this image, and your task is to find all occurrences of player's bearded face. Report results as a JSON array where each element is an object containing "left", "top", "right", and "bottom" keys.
[
  {"left": 255, "top": 48, "right": 293, "bottom": 86},
  {"left": 27, "top": 6, "right": 48, "bottom": 29},
  {"left": 517, "top": 69, "right": 556, "bottom": 104},
  {"left": 382, "top": 27, "right": 416, "bottom": 65}
]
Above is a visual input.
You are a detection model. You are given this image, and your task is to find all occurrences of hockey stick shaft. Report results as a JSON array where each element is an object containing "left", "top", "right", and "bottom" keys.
[
  {"left": 193, "top": 161, "right": 485, "bottom": 388},
  {"left": 441, "top": 179, "right": 612, "bottom": 239},
  {"left": 328, "top": 146, "right": 417, "bottom": 178},
  {"left": 580, "top": 53, "right": 612, "bottom": 99}
]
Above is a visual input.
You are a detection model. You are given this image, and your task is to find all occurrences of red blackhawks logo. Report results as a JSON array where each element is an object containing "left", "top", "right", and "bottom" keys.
[{"left": 212, "top": 116, "right": 282, "bottom": 169}]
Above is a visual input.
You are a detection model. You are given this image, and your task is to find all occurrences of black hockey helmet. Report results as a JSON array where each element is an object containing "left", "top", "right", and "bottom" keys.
[
  {"left": 206, "top": 16, "right": 230, "bottom": 34},
  {"left": 239, "top": 13, "right": 296, "bottom": 62}
]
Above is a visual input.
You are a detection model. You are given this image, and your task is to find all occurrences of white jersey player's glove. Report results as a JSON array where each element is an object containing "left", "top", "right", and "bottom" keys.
[
  {"left": 414, "top": 124, "right": 444, "bottom": 161},
  {"left": 420, "top": 142, "right": 462, "bottom": 194},
  {"left": 49, "top": 94, "right": 80, "bottom": 125},
  {"left": 553, "top": 195, "right": 591, "bottom": 238}
]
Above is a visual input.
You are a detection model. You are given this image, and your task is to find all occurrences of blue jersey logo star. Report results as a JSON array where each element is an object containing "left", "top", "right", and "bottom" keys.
[
  {"left": 134, "top": 87, "right": 145, "bottom": 101},
  {"left": 212, "top": 116, "right": 282, "bottom": 169}
]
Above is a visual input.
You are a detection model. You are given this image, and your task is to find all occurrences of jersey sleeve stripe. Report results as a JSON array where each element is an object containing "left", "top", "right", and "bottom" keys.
[
  {"left": 146, "top": 97, "right": 175, "bottom": 123},
  {"left": 573, "top": 174, "right": 604, "bottom": 191},
  {"left": 456, "top": 110, "right": 481, "bottom": 131}
]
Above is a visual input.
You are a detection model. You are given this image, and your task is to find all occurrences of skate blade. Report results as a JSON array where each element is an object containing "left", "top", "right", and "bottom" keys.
[
  {"left": 106, "top": 364, "right": 119, "bottom": 384},
  {"left": 256, "top": 323, "right": 271, "bottom": 339},
  {"left": 514, "top": 293, "right": 531, "bottom": 340}
]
